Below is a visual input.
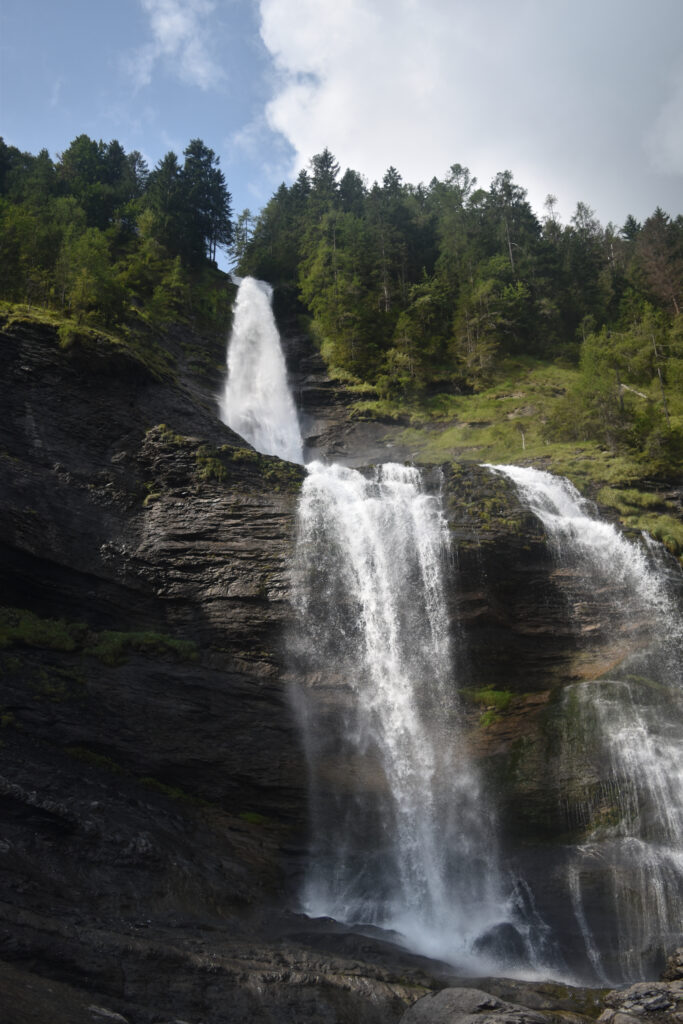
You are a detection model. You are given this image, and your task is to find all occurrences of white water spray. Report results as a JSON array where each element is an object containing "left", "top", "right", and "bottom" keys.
[
  {"left": 487, "top": 464, "right": 683, "bottom": 982},
  {"left": 220, "top": 277, "right": 304, "bottom": 464},
  {"left": 291, "top": 461, "right": 552, "bottom": 972}
]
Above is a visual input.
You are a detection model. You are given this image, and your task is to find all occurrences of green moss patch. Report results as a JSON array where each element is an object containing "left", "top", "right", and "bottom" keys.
[
  {"left": 0, "top": 606, "right": 198, "bottom": 666},
  {"left": 461, "top": 687, "right": 514, "bottom": 728},
  {"left": 86, "top": 630, "right": 198, "bottom": 667},
  {"left": 0, "top": 607, "right": 86, "bottom": 652},
  {"left": 239, "top": 811, "right": 270, "bottom": 825}
]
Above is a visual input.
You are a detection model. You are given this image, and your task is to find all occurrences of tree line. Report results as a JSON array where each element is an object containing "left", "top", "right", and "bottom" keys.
[
  {"left": 1, "top": 137, "right": 680, "bottom": 470},
  {"left": 0, "top": 134, "right": 233, "bottom": 331},
  {"left": 237, "top": 149, "right": 682, "bottom": 468}
]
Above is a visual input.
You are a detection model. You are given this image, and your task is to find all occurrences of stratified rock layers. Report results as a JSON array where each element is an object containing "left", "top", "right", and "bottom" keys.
[{"left": 0, "top": 314, "right": 677, "bottom": 1020}]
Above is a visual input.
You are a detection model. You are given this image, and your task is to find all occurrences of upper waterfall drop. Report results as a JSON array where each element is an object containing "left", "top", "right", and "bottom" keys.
[{"left": 220, "top": 276, "right": 304, "bottom": 465}]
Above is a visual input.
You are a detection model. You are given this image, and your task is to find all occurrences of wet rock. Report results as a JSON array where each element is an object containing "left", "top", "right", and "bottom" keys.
[
  {"left": 599, "top": 980, "right": 683, "bottom": 1024},
  {"left": 662, "top": 949, "right": 683, "bottom": 982},
  {"left": 472, "top": 924, "right": 529, "bottom": 967},
  {"left": 400, "top": 986, "right": 551, "bottom": 1024}
]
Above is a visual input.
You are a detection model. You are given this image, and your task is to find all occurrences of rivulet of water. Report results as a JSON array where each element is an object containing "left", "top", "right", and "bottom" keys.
[{"left": 220, "top": 276, "right": 303, "bottom": 464}]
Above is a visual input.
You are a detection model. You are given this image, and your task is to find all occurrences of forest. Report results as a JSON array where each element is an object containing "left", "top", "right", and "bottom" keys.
[
  {"left": 1, "top": 136, "right": 682, "bottom": 483},
  {"left": 0, "top": 133, "right": 233, "bottom": 338},
  {"left": 238, "top": 149, "right": 683, "bottom": 475}
]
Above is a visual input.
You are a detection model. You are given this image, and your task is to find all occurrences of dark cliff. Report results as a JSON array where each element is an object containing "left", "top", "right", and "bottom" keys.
[{"left": 0, "top": 312, "right": 678, "bottom": 1021}]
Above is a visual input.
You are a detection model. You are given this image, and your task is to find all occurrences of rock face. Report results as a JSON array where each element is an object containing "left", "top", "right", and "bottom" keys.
[
  {"left": 0, "top": 311, "right": 679, "bottom": 1020},
  {"left": 0, "top": 314, "right": 315, "bottom": 1021},
  {"left": 283, "top": 329, "right": 416, "bottom": 466},
  {"left": 400, "top": 987, "right": 551, "bottom": 1024}
]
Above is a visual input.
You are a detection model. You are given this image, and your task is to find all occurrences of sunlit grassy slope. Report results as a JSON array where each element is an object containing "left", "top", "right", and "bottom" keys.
[{"left": 351, "top": 357, "right": 683, "bottom": 562}]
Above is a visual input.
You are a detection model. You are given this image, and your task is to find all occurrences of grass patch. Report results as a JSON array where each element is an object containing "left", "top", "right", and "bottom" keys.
[
  {"left": 0, "top": 607, "right": 86, "bottom": 651},
  {"left": 462, "top": 687, "right": 514, "bottom": 729},
  {"left": 154, "top": 424, "right": 188, "bottom": 446},
  {"left": 198, "top": 442, "right": 304, "bottom": 492},
  {"left": 196, "top": 444, "right": 228, "bottom": 482},
  {"left": 469, "top": 688, "right": 514, "bottom": 711},
  {"left": 352, "top": 356, "right": 681, "bottom": 562},
  {"left": 239, "top": 811, "right": 270, "bottom": 825},
  {"left": 0, "top": 607, "right": 199, "bottom": 667},
  {"left": 86, "top": 630, "right": 199, "bottom": 667},
  {"left": 3, "top": 303, "right": 177, "bottom": 382},
  {"left": 595, "top": 486, "right": 683, "bottom": 556}
]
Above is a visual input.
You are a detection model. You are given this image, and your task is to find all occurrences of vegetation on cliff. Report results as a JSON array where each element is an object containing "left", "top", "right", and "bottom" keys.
[
  {"left": 238, "top": 150, "right": 682, "bottom": 476},
  {"left": 1, "top": 137, "right": 681, "bottom": 553}
]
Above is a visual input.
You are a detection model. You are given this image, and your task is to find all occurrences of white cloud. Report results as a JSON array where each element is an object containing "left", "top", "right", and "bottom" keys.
[
  {"left": 227, "top": 114, "right": 298, "bottom": 207},
  {"left": 127, "top": 0, "right": 224, "bottom": 91},
  {"left": 257, "top": 0, "right": 683, "bottom": 223}
]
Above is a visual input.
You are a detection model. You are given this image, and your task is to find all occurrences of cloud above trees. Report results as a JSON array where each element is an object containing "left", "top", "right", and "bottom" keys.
[
  {"left": 127, "top": 0, "right": 224, "bottom": 91},
  {"left": 257, "top": 0, "right": 683, "bottom": 223}
]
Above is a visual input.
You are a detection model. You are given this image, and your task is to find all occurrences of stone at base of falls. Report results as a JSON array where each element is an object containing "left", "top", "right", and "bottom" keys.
[
  {"left": 402, "top": 972, "right": 683, "bottom": 1024},
  {"left": 662, "top": 948, "right": 683, "bottom": 982},
  {"left": 598, "top": 978, "right": 683, "bottom": 1024},
  {"left": 472, "top": 924, "right": 529, "bottom": 967},
  {"left": 399, "top": 987, "right": 550, "bottom": 1024}
]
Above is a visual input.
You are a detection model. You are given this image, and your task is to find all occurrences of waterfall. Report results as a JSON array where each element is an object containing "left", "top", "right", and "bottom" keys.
[
  {"left": 290, "top": 461, "right": 553, "bottom": 973},
  {"left": 221, "top": 273, "right": 682, "bottom": 980},
  {"left": 487, "top": 464, "right": 683, "bottom": 982},
  {"left": 220, "top": 276, "right": 304, "bottom": 464}
]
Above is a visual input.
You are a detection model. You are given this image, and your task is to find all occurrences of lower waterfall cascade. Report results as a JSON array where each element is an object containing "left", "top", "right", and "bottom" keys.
[
  {"left": 487, "top": 464, "right": 683, "bottom": 984},
  {"left": 289, "top": 461, "right": 557, "bottom": 975}
]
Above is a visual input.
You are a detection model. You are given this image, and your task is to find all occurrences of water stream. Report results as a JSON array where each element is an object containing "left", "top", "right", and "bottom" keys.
[
  {"left": 487, "top": 464, "right": 683, "bottom": 982},
  {"left": 290, "top": 461, "right": 553, "bottom": 973},
  {"left": 220, "top": 282, "right": 682, "bottom": 982},
  {"left": 220, "top": 276, "right": 304, "bottom": 464}
]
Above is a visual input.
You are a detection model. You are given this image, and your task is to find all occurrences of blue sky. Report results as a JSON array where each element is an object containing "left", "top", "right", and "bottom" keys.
[{"left": 2, "top": 0, "right": 683, "bottom": 250}]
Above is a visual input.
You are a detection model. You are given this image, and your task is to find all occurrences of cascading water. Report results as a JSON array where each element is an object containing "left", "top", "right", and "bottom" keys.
[
  {"left": 220, "top": 276, "right": 304, "bottom": 464},
  {"left": 486, "top": 464, "right": 683, "bottom": 983},
  {"left": 219, "top": 283, "right": 557, "bottom": 973},
  {"left": 290, "top": 461, "right": 554, "bottom": 973},
  {"left": 220, "top": 278, "right": 682, "bottom": 980}
]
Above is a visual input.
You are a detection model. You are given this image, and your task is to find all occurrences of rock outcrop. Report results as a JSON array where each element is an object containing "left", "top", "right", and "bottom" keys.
[{"left": 0, "top": 311, "right": 680, "bottom": 1020}]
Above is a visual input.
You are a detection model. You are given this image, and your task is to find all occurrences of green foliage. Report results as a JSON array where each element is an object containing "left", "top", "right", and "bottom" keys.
[
  {"left": 195, "top": 441, "right": 304, "bottom": 492},
  {"left": 470, "top": 688, "right": 514, "bottom": 711},
  {"left": 196, "top": 445, "right": 228, "bottom": 482},
  {"left": 0, "top": 607, "right": 86, "bottom": 651},
  {"left": 0, "top": 606, "right": 198, "bottom": 667},
  {"left": 239, "top": 149, "right": 683, "bottom": 469},
  {"left": 596, "top": 487, "right": 683, "bottom": 557},
  {"left": 0, "top": 134, "right": 233, "bottom": 339},
  {"left": 86, "top": 630, "right": 198, "bottom": 667},
  {"left": 239, "top": 811, "right": 270, "bottom": 825},
  {"left": 547, "top": 307, "right": 683, "bottom": 468}
]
